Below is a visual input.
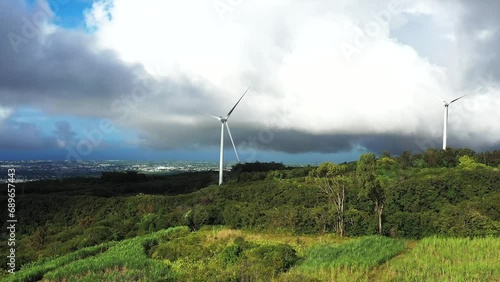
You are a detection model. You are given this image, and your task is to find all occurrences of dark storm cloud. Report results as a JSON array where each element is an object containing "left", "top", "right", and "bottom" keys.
[
  {"left": 0, "top": 1, "right": 216, "bottom": 118},
  {"left": 245, "top": 131, "right": 457, "bottom": 156},
  {"left": 0, "top": 120, "right": 56, "bottom": 151},
  {"left": 0, "top": 1, "right": 218, "bottom": 155},
  {"left": 258, "top": 131, "right": 499, "bottom": 156},
  {"left": 456, "top": 0, "right": 500, "bottom": 85},
  {"left": 254, "top": 130, "right": 355, "bottom": 153},
  {"left": 1, "top": 0, "right": 497, "bottom": 159},
  {"left": 359, "top": 134, "right": 439, "bottom": 154},
  {"left": 0, "top": 118, "right": 84, "bottom": 151},
  {"left": 134, "top": 118, "right": 458, "bottom": 156},
  {"left": 53, "top": 120, "right": 76, "bottom": 143}
]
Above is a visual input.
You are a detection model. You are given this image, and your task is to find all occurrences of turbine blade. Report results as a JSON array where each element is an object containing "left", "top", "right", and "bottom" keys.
[
  {"left": 449, "top": 94, "right": 467, "bottom": 104},
  {"left": 225, "top": 122, "right": 240, "bottom": 162},
  {"left": 194, "top": 111, "right": 220, "bottom": 120},
  {"left": 449, "top": 87, "right": 481, "bottom": 104},
  {"left": 226, "top": 86, "right": 250, "bottom": 119}
]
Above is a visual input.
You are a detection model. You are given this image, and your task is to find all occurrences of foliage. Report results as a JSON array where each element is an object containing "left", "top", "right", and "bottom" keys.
[
  {"left": 307, "top": 162, "right": 351, "bottom": 236},
  {"left": 0, "top": 149, "right": 499, "bottom": 276},
  {"left": 243, "top": 244, "right": 298, "bottom": 275},
  {"left": 357, "top": 153, "right": 386, "bottom": 235},
  {"left": 458, "top": 155, "right": 489, "bottom": 170},
  {"left": 231, "top": 161, "right": 287, "bottom": 173},
  {"left": 4, "top": 227, "right": 500, "bottom": 281},
  {"left": 3, "top": 227, "right": 190, "bottom": 282},
  {"left": 101, "top": 171, "right": 148, "bottom": 183},
  {"left": 3, "top": 242, "right": 116, "bottom": 282}
]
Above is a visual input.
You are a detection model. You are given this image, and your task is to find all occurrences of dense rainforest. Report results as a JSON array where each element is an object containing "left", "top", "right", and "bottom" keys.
[{"left": 1, "top": 148, "right": 499, "bottom": 281}]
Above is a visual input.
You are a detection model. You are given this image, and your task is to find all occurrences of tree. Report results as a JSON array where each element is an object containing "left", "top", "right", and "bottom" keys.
[
  {"left": 397, "top": 151, "right": 412, "bottom": 169},
  {"left": 307, "top": 162, "right": 351, "bottom": 236},
  {"left": 356, "top": 153, "right": 385, "bottom": 235},
  {"left": 458, "top": 155, "right": 488, "bottom": 170},
  {"left": 28, "top": 226, "right": 46, "bottom": 251}
]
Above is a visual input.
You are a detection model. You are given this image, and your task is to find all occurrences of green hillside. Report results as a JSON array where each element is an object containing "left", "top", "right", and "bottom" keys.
[
  {"left": 4, "top": 226, "right": 500, "bottom": 281},
  {"left": 1, "top": 149, "right": 499, "bottom": 280}
]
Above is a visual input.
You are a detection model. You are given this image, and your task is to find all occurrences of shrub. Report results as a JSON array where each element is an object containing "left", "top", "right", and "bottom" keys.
[{"left": 243, "top": 244, "right": 298, "bottom": 275}]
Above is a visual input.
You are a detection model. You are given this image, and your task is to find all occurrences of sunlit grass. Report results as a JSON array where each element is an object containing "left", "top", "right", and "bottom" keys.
[
  {"left": 384, "top": 237, "right": 500, "bottom": 281},
  {"left": 4, "top": 241, "right": 115, "bottom": 282},
  {"left": 281, "top": 236, "right": 405, "bottom": 282},
  {"left": 6, "top": 227, "right": 188, "bottom": 282},
  {"left": 7, "top": 227, "right": 499, "bottom": 282},
  {"left": 201, "top": 226, "right": 348, "bottom": 254},
  {"left": 300, "top": 236, "right": 405, "bottom": 269}
]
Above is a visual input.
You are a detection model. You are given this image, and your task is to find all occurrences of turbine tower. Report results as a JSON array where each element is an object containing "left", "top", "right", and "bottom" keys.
[
  {"left": 198, "top": 86, "right": 250, "bottom": 185},
  {"left": 441, "top": 91, "right": 472, "bottom": 150}
]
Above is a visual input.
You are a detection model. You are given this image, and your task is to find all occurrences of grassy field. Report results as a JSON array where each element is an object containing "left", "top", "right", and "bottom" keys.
[
  {"left": 3, "top": 226, "right": 500, "bottom": 281},
  {"left": 285, "top": 236, "right": 405, "bottom": 281},
  {"left": 383, "top": 236, "right": 500, "bottom": 282}
]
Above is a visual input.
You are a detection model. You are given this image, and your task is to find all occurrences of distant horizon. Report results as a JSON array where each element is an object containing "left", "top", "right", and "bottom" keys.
[
  {"left": 0, "top": 158, "right": 349, "bottom": 166},
  {"left": 2, "top": 146, "right": 498, "bottom": 165}
]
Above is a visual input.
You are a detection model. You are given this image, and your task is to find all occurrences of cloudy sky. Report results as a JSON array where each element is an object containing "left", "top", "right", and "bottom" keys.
[{"left": 1, "top": 0, "right": 499, "bottom": 163}]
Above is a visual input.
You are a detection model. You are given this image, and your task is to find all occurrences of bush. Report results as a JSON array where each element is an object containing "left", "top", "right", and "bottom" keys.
[
  {"left": 83, "top": 226, "right": 117, "bottom": 246},
  {"left": 219, "top": 237, "right": 256, "bottom": 266},
  {"left": 150, "top": 234, "right": 206, "bottom": 261},
  {"left": 220, "top": 244, "right": 243, "bottom": 265},
  {"left": 232, "top": 162, "right": 287, "bottom": 173},
  {"left": 243, "top": 244, "right": 298, "bottom": 275}
]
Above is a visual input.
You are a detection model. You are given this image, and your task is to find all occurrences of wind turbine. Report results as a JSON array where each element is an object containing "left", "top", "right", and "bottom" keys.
[
  {"left": 441, "top": 88, "right": 478, "bottom": 150},
  {"left": 197, "top": 86, "right": 250, "bottom": 185}
]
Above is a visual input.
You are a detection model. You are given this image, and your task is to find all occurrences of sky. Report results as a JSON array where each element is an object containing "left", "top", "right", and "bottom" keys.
[{"left": 1, "top": 0, "right": 500, "bottom": 164}]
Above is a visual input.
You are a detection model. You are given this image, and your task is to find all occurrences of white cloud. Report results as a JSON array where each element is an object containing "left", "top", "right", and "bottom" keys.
[
  {"left": 0, "top": 107, "right": 12, "bottom": 122},
  {"left": 477, "top": 28, "right": 496, "bottom": 41},
  {"left": 4, "top": 0, "right": 496, "bottom": 153},
  {"left": 84, "top": 0, "right": 114, "bottom": 30},
  {"left": 86, "top": 1, "right": 460, "bottom": 136}
]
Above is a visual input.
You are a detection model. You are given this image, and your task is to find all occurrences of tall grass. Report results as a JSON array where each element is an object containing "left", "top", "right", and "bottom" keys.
[
  {"left": 4, "top": 241, "right": 115, "bottom": 282},
  {"left": 7, "top": 227, "right": 498, "bottom": 282},
  {"left": 385, "top": 236, "right": 500, "bottom": 281},
  {"left": 291, "top": 236, "right": 405, "bottom": 282},
  {"left": 300, "top": 236, "right": 405, "bottom": 269},
  {"left": 6, "top": 226, "right": 188, "bottom": 282}
]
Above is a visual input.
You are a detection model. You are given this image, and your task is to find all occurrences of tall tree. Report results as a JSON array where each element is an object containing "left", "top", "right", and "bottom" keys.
[
  {"left": 356, "top": 153, "right": 385, "bottom": 235},
  {"left": 307, "top": 162, "right": 351, "bottom": 237},
  {"left": 397, "top": 151, "right": 412, "bottom": 169}
]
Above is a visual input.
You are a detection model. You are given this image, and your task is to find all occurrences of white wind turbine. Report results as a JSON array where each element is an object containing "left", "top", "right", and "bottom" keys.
[
  {"left": 441, "top": 88, "right": 479, "bottom": 150},
  {"left": 197, "top": 86, "right": 250, "bottom": 185}
]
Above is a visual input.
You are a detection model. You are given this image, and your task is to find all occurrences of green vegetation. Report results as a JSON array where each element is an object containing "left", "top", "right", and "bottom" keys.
[
  {"left": 301, "top": 236, "right": 405, "bottom": 269},
  {"left": 289, "top": 236, "right": 405, "bottom": 281},
  {"left": 6, "top": 227, "right": 500, "bottom": 281},
  {"left": 4, "top": 227, "right": 188, "bottom": 282},
  {"left": 4, "top": 242, "right": 115, "bottom": 282},
  {"left": 385, "top": 237, "right": 500, "bottom": 281},
  {"left": 0, "top": 148, "right": 499, "bottom": 280}
]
